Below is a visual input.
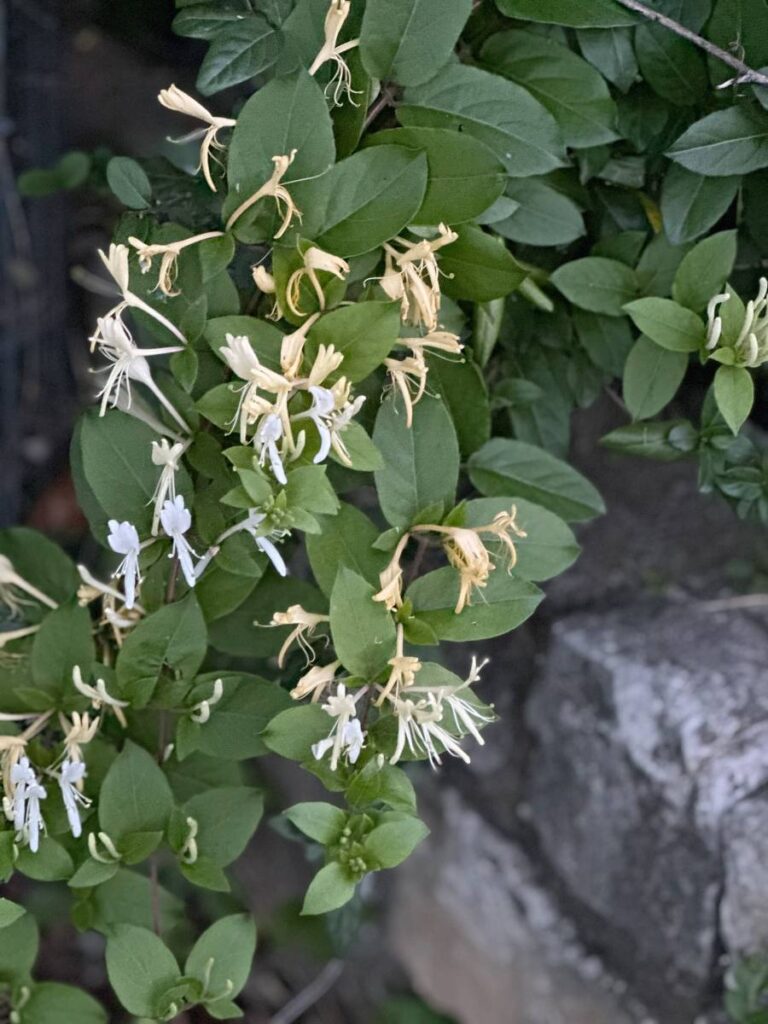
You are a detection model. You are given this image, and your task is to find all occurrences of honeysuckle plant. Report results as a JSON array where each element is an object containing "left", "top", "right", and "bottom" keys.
[{"left": 6, "top": 0, "right": 768, "bottom": 1019}]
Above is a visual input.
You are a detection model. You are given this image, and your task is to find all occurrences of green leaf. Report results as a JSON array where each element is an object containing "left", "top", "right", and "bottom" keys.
[
  {"left": 88, "top": 867, "right": 185, "bottom": 936},
  {"left": 191, "top": 675, "right": 292, "bottom": 760},
  {"left": 623, "top": 297, "right": 704, "bottom": 352},
  {"left": 173, "top": 4, "right": 255, "bottom": 40},
  {"left": 68, "top": 859, "right": 120, "bottom": 889},
  {"left": 672, "top": 230, "right": 738, "bottom": 313},
  {"left": 576, "top": 27, "right": 638, "bottom": 92},
  {"left": 660, "top": 164, "right": 740, "bottom": 245},
  {"left": 667, "top": 106, "right": 768, "bottom": 176},
  {"left": 106, "top": 157, "right": 151, "bottom": 209},
  {"left": 473, "top": 299, "right": 505, "bottom": 368},
  {"left": 16, "top": 838, "right": 74, "bottom": 882},
  {"left": 304, "top": 301, "right": 400, "bottom": 383},
  {"left": 30, "top": 600, "right": 93, "bottom": 700},
  {"left": 223, "top": 71, "right": 335, "bottom": 241},
  {"left": 302, "top": 861, "right": 357, "bottom": 915},
  {"left": 306, "top": 502, "right": 388, "bottom": 596},
  {"left": 601, "top": 419, "right": 698, "bottom": 461},
  {"left": 0, "top": 899, "right": 25, "bottom": 929},
  {"left": 0, "top": 912, "right": 38, "bottom": 983},
  {"left": 99, "top": 741, "right": 174, "bottom": 844},
  {"left": 622, "top": 336, "right": 689, "bottom": 420},
  {"left": 0, "top": 527, "right": 78, "bottom": 614},
  {"left": 20, "top": 983, "right": 107, "bottom": 1024},
  {"left": 197, "top": 17, "right": 282, "bottom": 95},
  {"left": 186, "top": 914, "right": 256, "bottom": 1002},
  {"left": 407, "top": 567, "right": 543, "bottom": 641},
  {"left": 551, "top": 257, "right": 639, "bottom": 316},
  {"left": 262, "top": 704, "right": 332, "bottom": 761},
  {"left": 468, "top": 438, "right": 605, "bottom": 521},
  {"left": 184, "top": 787, "right": 263, "bottom": 866},
  {"left": 116, "top": 594, "right": 207, "bottom": 707},
  {"left": 105, "top": 925, "right": 181, "bottom": 1018},
  {"left": 363, "top": 818, "right": 429, "bottom": 868},
  {"left": 714, "top": 364, "right": 754, "bottom": 435},
  {"left": 364, "top": 127, "right": 505, "bottom": 225},
  {"left": 427, "top": 356, "right": 491, "bottom": 458},
  {"left": 330, "top": 567, "right": 397, "bottom": 677},
  {"left": 464, "top": 497, "right": 580, "bottom": 582},
  {"left": 495, "top": 0, "right": 637, "bottom": 27},
  {"left": 285, "top": 802, "right": 347, "bottom": 844},
  {"left": 573, "top": 310, "right": 634, "bottom": 377},
  {"left": 373, "top": 394, "right": 460, "bottom": 528},
  {"left": 494, "top": 178, "right": 585, "bottom": 247},
  {"left": 360, "top": 0, "right": 471, "bottom": 86},
  {"left": 347, "top": 762, "right": 417, "bottom": 813},
  {"left": 204, "top": 315, "right": 283, "bottom": 368},
  {"left": 399, "top": 64, "right": 566, "bottom": 176},
  {"left": 635, "top": 23, "right": 707, "bottom": 106},
  {"left": 481, "top": 30, "right": 619, "bottom": 148},
  {"left": 309, "top": 146, "right": 429, "bottom": 258},
  {"left": 439, "top": 224, "right": 526, "bottom": 303}
]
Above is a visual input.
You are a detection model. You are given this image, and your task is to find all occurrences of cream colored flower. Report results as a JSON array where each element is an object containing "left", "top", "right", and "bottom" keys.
[
  {"left": 376, "top": 624, "right": 421, "bottom": 705},
  {"left": 384, "top": 351, "right": 428, "bottom": 427},
  {"left": 60, "top": 711, "right": 99, "bottom": 764},
  {"left": 308, "top": 0, "right": 360, "bottom": 106},
  {"left": 280, "top": 313, "right": 321, "bottom": 378},
  {"left": 0, "top": 556, "right": 57, "bottom": 617},
  {"left": 373, "top": 532, "right": 410, "bottom": 612},
  {"left": 128, "top": 231, "right": 225, "bottom": 297},
  {"left": 95, "top": 244, "right": 187, "bottom": 346},
  {"left": 268, "top": 605, "right": 330, "bottom": 668},
  {"left": 291, "top": 659, "right": 341, "bottom": 702},
  {"left": 706, "top": 278, "right": 768, "bottom": 368},
  {"left": 252, "top": 264, "right": 283, "bottom": 320},
  {"left": 286, "top": 246, "right": 350, "bottom": 317},
  {"left": 158, "top": 85, "right": 236, "bottom": 192},
  {"left": 73, "top": 665, "right": 129, "bottom": 728},
  {"left": 381, "top": 225, "right": 458, "bottom": 331},
  {"left": 226, "top": 151, "right": 301, "bottom": 238}
]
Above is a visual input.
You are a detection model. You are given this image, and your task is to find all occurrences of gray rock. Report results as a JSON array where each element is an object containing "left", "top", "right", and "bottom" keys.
[
  {"left": 389, "top": 788, "right": 642, "bottom": 1024},
  {"left": 525, "top": 601, "right": 768, "bottom": 1019},
  {"left": 721, "top": 793, "right": 768, "bottom": 955}
]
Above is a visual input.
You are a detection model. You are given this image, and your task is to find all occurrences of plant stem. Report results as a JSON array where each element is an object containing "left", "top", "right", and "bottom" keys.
[
  {"left": 269, "top": 960, "right": 345, "bottom": 1024},
  {"left": 363, "top": 86, "right": 395, "bottom": 131},
  {"left": 612, "top": 0, "right": 768, "bottom": 87}
]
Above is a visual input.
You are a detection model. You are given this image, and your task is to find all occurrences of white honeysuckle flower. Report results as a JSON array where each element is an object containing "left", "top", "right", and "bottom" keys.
[
  {"left": 88, "top": 831, "right": 121, "bottom": 864},
  {"left": 381, "top": 224, "right": 458, "bottom": 332},
  {"left": 158, "top": 85, "right": 237, "bottom": 192},
  {"left": 58, "top": 759, "right": 90, "bottom": 839},
  {"left": 300, "top": 386, "right": 335, "bottom": 463},
  {"left": 286, "top": 246, "right": 350, "bottom": 317},
  {"left": 9, "top": 756, "right": 35, "bottom": 832},
  {"left": 150, "top": 439, "right": 187, "bottom": 536},
  {"left": 160, "top": 495, "right": 199, "bottom": 589},
  {"left": 72, "top": 663, "right": 130, "bottom": 729},
  {"left": 290, "top": 659, "right": 341, "bottom": 701},
  {"left": 190, "top": 678, "right": 224, "bottom": 724},
  {"left": 107, "top": 519, "right": 142, "bottom": 610},
  {"left": 254, "top": 413, "right": 288, "bottom": 485},
  {"left": 226, "top": 151, "right": 301, "bottom": 237},
  {"left": 280, "top": 312, "right": 321, "bottom": 378},
  {"left": 294, "top": 385, "right": 365, "bottom": 466},
  {"left": 706, "top": 279, "right": 768, "bottom": 367},
  {"left": 96, "top": 243, "right": 187, "bottom": 345},
  {"left": 24, "top": 778, "right": 47, "bottom": 853},
  {"left": 308, "top": 0, "right": 360, "bottom": 106},
  {"left": 252, "top": 263, "right": 283, "bottom": 320},
  {"left": 311, "top": 684, "right": 366, "bottom": 771},
  {"left": 92, "top": 315, "right": 188, "bottom": 432},
  {"left": 306, "top": 344, "right": 344, "bottom": 388},
  {"left": 389, "top": 697, "right": 470, "bottom": 769},
  {"left": 128, "top": 231, "right": 225, "bottom": 297},
  {"left": 408, "top": 656, "right": 493, "bottom": 747},
  {"left": 376, "top": 623, "right": 421, "bottom": 705},
  {"left": 61, "top": 710, "right": 100, "bottom": 763},
  {"left": 220, "top": 333, "right": 292, "bottom": 443},
  {"left": 0, "top": 555, "right": 58, "bottom": 618},
  {"left": 269, "top": 605, "right": 330, "bottom": 668},
  {"left": 216, "top": 510, "right": 289, "bottom": 577}
]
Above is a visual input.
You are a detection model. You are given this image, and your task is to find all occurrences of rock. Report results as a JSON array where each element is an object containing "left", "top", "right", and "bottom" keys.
[
  {"left": 389, "top": 787, "right": 642, "bottom": 1024},
  {"left": 525, "top": 600, "right": 768, "bottom": 1020},
  {"left": 721, "top": 794, "right": 768, "bottom": 955}
]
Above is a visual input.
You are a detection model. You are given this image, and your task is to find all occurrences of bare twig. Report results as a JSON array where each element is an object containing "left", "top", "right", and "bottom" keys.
[
  {"left": 269, "top": 960, "right": 345, "bottom": 1024},
  {"left": 363, "top": 87, "right": 395, "bottom": 131},
  {"left": 699, "top": 594, "right": 768, "bottom": 612},
  {"left": 613, "top": 0, "right": 768, "bottom": 87}
]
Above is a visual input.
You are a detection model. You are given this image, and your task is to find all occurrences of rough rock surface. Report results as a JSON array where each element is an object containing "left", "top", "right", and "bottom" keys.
[{"left": 389, "top": 788, "right": 640, "bottom": 1024}]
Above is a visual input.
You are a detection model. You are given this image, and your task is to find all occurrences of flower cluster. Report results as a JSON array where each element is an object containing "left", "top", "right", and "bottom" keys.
[{"left": 707, "top": 278, "right": 768, "bottom": 368}]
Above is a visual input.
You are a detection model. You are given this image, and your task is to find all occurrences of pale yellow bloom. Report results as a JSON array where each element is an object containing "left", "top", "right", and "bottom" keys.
[
  {"left": 309, "top": 0, "right": 360, "bottom": 106},
  {"left": 128, "top": 231, "right": 225, "bottom": 297},
  {"left": 286, "top": 246, "right": 350, "bottom": 317},
  {"left": 268, "top": 605, "right": 330, "bottom": 668},
  {"left": 376, "top": 624, "right": 421, "bottom": 705},
  {"left": 95, "top": 244, "right": 187, "bottom": 346},
  {"left": 158, "top": 84, "right": 236, "bottom": 192},
  {"left": 381, "top": 225, "right": 458, "bottom": 331},
  {"left": 291, "top": 659, "right": 341, "bottom": 702},
  {"left": 280, "top": 313, "right": 321, "bottom": 378},
  {"left": 73, "top": 665, "right": 129, "bottom": 728},
  {"left": 402, "top": 331, "right": 463, "bottom": 357},
  {"left": 385, "top": 351, "right": 428, "bottom": 427},
  {"left": 252, "top": 264, "right": 283, "bottom": 320},
  {"left": 60, "top": 711, "right": 99, "bottom": 765},
  {"left": 306, "top": 344, "right": 344, "bottom": 387},
  {"left": 226, "top": 151, "right": 301, "bottom": 238},
  {"left": 373, "top": 532, "right": 411, "bottom": 612}
]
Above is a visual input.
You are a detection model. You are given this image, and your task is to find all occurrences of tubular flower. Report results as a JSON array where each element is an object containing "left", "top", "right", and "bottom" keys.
[
  {"left": 107, "top": 520, "right": 143, "bottom": 610},
  {"left": 128, "top": 231, "right": 225, "bottom": 297},
  {"left": 73, "top": 665, "right": 129, "bottom": 728},
  {"left": 280, "top": 313, "right": 321, "bottom": 378},
  {"left": 252, "top": 264, "right": 283, "bottom": 320},
  {"left": 61, "top": 711, "right": 100, "bottom": 764},
  {"left": 413, "top": 506, "right": 527, "bottom": 614},
  {"left": 158, "top": 85, "right": 236, "bottom": 192},
  {"left": 221, "top": 333, "right": 292, "bottom": 445},
  {"left": 291, "top": 659, "right": 341, "bottom": 702},
  {"left": 308, "top": 0, "right": 361, "bottom": 106},
  {"left": 376, "top": 624, "right": 421, "bottom": 705},
  {"left": 381, "top": 225, "right": 458, "bottom": 331},
  {"left": 10, "top": 757, "right": 46, "bottom": 853},
  {"left": 216, "top": 510, "right": 289, "bottom": 577},
  {"left": 150, "top": 439, "right": 187, "bottom": 536},
  {"left": 373, "top": 532, "right": 410, "bottom": 612},
  {"left": 91, "top": 315, "right": 188, "bottom": 431},
  {"left": 311, "top": 684, "right": 366, "bottom": 770},
  {"left": 706, "top": 278, "right": 768, "bottom": 367},
  {"left": 407, "top": 655, "right": 494, "bottom": 748},
  {"left": 402, "top": 330, "right": 463, "bottom": 358},
  {"left": 58, "top": 760, "right": 90, "bottom": 839},
  {"left": 389, "top": 697, "right": 471, "bottom": 768},
  {"left": 226, "top": 151, "right": 301, "bottom": 238},
  {"left": 254, "top": 413, "right": 288, "bottom": 485},
  {"left": 95, "top": 243, "right": 187, "bottom": 345},
  {"left": 190, "top": 678, "right": 224, "bottom": 724},
  {"left": 269, "top": 605, "right": 330, "bottom": 668},
  {"left": 306, "top": 344, "right": 344, "bottom": 387},
  {"left": 0, "top": 556, "right": 58, "bottom": 618},
  {"left": 77, "top": 566, "right": 144, "bottom": 648},
  {"left": 384, "top": 351, "right": 428, "bottom": 427},
  {"left": 286, "top": 246, "right": 350, "bottom": 317},
  {"left": 294, "top": 383, "right": 365, "bottom": 466},
  {"left": 160, "top": 495, "right": 199, "bottom": 589}
]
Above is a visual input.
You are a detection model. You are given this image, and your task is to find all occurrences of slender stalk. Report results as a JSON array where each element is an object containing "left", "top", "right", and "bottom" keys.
[
  {"left": 269, "top": 960, "right": 345, "bottom": 1024},
  {"left": 612, "top": 0, "right": 768, "bottom": 87},
  {"left": 363, "top": 86, "right": 395, "bottom": 130}
]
